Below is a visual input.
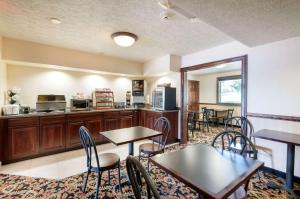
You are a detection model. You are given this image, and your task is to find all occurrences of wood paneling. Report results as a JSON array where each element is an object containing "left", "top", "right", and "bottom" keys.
[
  {"left": 247, "top": 112, "right": 300, "bottom": 122},
  {"left": 120, "top": 116, "right": 133, "bottom": 128},
  {"left": 40, "top": 123, "right": 65, "bottom": 153},
  {"left": 86, "top": 119, "right": 104, "bottom": 142},
  {"left": 104, "top": 118, "right": 120, "bottom": 131},
  {"left": 8, "top": 126, "right": 39, "bottom": 160},
  {"left": 188, "top": 80, "right": 199, "bottom": 111},
  {"left": 66, "top": 121, "right": 84, "bottom": 148}
]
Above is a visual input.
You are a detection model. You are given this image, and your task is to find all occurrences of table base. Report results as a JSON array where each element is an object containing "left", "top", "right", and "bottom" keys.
[{"left": 129, "top": 142, "right": 134, "bottom": 156}]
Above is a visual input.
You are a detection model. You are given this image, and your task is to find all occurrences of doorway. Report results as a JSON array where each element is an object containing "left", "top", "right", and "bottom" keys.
[{"left": 180, "top": 55, "right": 248, "bottom": 144}]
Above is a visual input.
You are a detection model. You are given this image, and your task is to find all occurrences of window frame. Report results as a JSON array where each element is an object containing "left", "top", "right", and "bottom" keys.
[{"left": 216, "top": 75, "right": 242, "bottom": 105}]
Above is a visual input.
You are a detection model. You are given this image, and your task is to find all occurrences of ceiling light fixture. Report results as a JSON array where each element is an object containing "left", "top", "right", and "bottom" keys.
[
  {"left": 111, "top": 32, "right": 138, "bottom": 47},
  {"left": 50, "top": 18, "right": 61, "bottom": 24}
]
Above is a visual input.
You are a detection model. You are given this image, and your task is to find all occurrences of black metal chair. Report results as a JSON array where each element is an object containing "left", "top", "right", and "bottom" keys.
[
  {"left": 199, "top": 108, "right": 214, "bottom": 132},
  {"left": 79, "top": 126, "right": 122, "bottom": 198},
  {"left": 211, "top": 130, "right": 258, "bottom": 195},
  {"left": 187, "top": 112, "right": 197, "bottom": 138},
  {"left": 126, "top": 156, "right": 161, "bottom": 199},
  {"left": 139, "top": 117, "right": 171, "bottom": 172},
  {"left": 225, "top": 116, "right": 254, "bottom": 138}
]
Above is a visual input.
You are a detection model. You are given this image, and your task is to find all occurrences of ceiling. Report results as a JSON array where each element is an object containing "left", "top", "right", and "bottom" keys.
[
  {"left": 188, "top": 61, "right": 241, "bottom": 76},
  {"left": 174, "top": 0, "right": 300, "bottom": 46},
  {"left": 0, "top": 0, "right": 233, "bottom": 62},
  {"left": 0, "top": 1, "right": 299, "bottom": 63}
]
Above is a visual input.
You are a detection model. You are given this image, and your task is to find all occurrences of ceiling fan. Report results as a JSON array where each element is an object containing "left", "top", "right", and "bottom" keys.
[{"left": 158, "top": 0, "right": 199, "bottom": 22}]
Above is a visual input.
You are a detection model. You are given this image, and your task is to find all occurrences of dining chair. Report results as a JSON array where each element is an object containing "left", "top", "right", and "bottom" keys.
[
  {"left": 79, "top": 126, "right": 122, "bottom": 198},
  {"left": 187, "top": 112, "right": 197, "bottom": 138},
  {"left": 225, "top": 116, "right": 254, "bottom": 139},
  {"left": 211, "top": 130, "right": 257, "bottom": 195},
  {"left": 138, "top": 116, "right": 171, "bottom": 172},
  {"left": 199, "top": 108, "right": 214, "bottom": 132},
  {"left": 126, "top": 156, "right": 161, "bottom": 199},
  {"left": 222, "top": 109, "right": 234, "bottom": 124}
]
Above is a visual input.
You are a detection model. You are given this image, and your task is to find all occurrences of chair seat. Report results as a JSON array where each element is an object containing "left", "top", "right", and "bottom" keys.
[
  {"left": 98, "top": 153, "right": 120, "bottom": 168},
  {"left": 139, "top": 143, "right": 161, "bottom": 154}
]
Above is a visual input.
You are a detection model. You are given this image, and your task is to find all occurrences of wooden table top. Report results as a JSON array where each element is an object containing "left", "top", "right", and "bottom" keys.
[
  {"left": 150, "top": 144, "right": 263, "bottom": 199},
  {"left": 253, "top": 129, "right": 300, "bottom": 146},
  {"left": 100, "top": 126, "right": 163, "bottom": 145}
]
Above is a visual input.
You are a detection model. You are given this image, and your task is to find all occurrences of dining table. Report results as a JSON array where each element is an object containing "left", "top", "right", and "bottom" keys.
[
  {"left": 253, "top": 129, "right": 300, "bottom": 196},
  {"left": 100, "top": 126, "right": 163, "bottom": 156},
  {"left": 150, "top": 144, "right": 264, "bottom": 199}
]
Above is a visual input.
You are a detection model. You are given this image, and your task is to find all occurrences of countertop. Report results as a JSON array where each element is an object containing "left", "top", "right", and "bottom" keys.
[{"left": 0, "top": 107, "right": 180, "bottom": 119}]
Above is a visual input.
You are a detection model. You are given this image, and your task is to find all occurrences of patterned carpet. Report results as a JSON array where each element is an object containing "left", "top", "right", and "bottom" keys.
[{"left": 0, "top": 127, "right": 299, "bottom": 198}]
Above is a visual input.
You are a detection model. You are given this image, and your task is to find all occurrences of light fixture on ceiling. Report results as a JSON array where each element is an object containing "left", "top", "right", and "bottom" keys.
[
  {"left": 50, "top": 18, "right": 61, "bottom": 24},
  {"left": 111, "top": 32, "right": 138, "bottom": 47},
  {"left": 216, "top": 64, "right": 226, "bottom": 69}
]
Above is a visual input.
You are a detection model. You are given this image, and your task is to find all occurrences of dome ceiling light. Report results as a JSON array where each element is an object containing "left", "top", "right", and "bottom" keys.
[{"left": 111, "top": 32, "right": 138, "bottom": 47}]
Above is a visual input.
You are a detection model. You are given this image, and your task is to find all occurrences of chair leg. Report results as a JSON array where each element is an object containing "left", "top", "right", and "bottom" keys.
[
  {"left": 82, "top": 170, "right": 90, "bottom": 192},
  {"left": 138, "top": 151, "right": 141, "bottom": 161},
  {"left": 118, "top": 164, "right": 122, "bottom": 193},
  {"left": 147, "top": 154, "right": 150, "bottom": 173},
  {"left": 95, "top": 171, "right": 102, "bottom": 199}
]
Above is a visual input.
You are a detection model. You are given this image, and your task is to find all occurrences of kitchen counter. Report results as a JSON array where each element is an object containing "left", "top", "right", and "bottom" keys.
[
  {"left": 0, "top": 108, "right": 179, "bottom": 164},
  {"left": 0, "top": 107, "right": 179, "bottom": 118}
]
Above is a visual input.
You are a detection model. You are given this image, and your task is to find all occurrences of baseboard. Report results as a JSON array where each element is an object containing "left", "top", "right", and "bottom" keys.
[{"left": 261, "top": 166, "right": 300, "bottom": 183}]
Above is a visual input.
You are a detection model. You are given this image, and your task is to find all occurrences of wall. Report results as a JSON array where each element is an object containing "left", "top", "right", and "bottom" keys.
[
  {"left": 0, "top": 37, "right": 7, "bottom": 108},
  {"left": 144, "top": 72, "right": 181, "bottom": 106},
  {"left": 143, "top": 54, "right": 181, "bottom": 76},
  {"left": 2, "top": 37, "right": 143, "bottom": 76},
  {"left": 182, "top": 36, "right": 300, "bottom": 176},
  {"left": 7, "top": 64, "right": 137, "bottom": 108},
  {"left": 188, "top": 70, "right": 241, "bottom": 116}
]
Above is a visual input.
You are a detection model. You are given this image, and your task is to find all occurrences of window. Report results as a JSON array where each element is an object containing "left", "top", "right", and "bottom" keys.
[{"left": 217, "top": 75, "right": 241, "bottom": 104}]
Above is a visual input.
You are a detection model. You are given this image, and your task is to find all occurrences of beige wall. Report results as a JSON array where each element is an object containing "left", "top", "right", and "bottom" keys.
[
  {"left": 2, "top": 37, "right": 143, "bottom": 76},
  {"left": 7, "top": 64, "right": 139, "bottom": 108},
  {"left": 0, "top": 37, "right": 7, "bottom": 108},
  {"left": 182, "top": 36, "right": 300, "bottom": 176},
  {"left": 144, "top": 72, "right": 181, "bottom": 106}
]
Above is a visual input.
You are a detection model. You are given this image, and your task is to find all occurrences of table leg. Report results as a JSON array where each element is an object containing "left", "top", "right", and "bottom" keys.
[
  {"left": 286, "top": 144, "right": 295, "bottom": 189},
  {"left": 129, "top": 142, "right": 134, "bottom": 156}
]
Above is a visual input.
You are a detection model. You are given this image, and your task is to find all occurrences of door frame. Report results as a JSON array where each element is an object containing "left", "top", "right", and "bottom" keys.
[
  {"left": 187, "top": 80, "right": 200, "bottom": 112},
  {"left": 180, "top": 55, "right": 248, "bottom": 144}
]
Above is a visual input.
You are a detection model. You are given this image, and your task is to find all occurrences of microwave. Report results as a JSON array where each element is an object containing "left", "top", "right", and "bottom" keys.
[
  {"left": 152, "top": 87, "right": 176, "bottom": 110},
  {"left": 70, "top": 99, "right": 92, "bottom": 111}
]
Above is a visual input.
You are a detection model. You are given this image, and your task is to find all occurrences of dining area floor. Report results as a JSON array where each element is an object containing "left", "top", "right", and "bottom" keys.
[{"left": 0, "top": 126, "right": 299, "bottom": 198}]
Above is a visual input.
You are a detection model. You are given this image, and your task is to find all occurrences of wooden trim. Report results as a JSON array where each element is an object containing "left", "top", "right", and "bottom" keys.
[
  {"left": 199, "top": 102, "right": 240, "bottom": 107},
  {"left": 247, "top": 112, "right": 300, "bottom": 122},
  {"left": 180, "top": 55, "right": 248, "bottom": 144}
]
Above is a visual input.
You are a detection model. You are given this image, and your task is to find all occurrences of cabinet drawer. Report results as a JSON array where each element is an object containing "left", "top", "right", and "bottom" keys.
[
  {"left": 8, "top": 117, "right": 39, "bottom": 127},
  {"left": 120, "top": 111, "right": 133, "bottom": 116},
  {"left": 40, "top": 115, "right": 66, "bottom": 124}
]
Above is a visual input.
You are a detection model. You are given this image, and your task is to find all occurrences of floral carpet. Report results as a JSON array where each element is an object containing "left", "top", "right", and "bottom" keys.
[{"left": 0, "top": 127, "right": 299, "bottom": 198}]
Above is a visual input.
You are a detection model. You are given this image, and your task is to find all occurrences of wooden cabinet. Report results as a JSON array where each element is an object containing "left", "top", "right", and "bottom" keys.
[
  {"left": 103, "top": 111, "right": 120, "bottom": 130},
  {"left": 0, "top": 109, "right": 178, "bottom": 164},
  {"left": 66, "top": 113, "right": 104, "bottom": 148},
  {"left": 39, "top": 116, "right": 66, "bottom": 154},
  {"left": 7, "top": 117, "right": 39, "bottom": 161}
]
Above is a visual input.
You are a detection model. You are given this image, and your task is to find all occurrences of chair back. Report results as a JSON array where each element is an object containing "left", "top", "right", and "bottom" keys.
[
  {"left": 211, "top": 130, "right": 257, "bottom": 159},
  {"left": 154, "top": 117, "right": 171, "bottom": 151},
  {"left": 79, "top": 126, "right": 100, "bottom": 168},
  {"left": 187, "top": 112, "right": 196, "bottom": 123},
  {"left": 126, "top": 156, "right": 161, "bottom": 199},
  {"left": 203, "top": 108, "right": 214, "bottom": 121},
  {"left": 225, "top": 116, "right": 254, "bottom": 139},
  {"left": 227, "top": 109, "right": 234, "bottom": 118}
]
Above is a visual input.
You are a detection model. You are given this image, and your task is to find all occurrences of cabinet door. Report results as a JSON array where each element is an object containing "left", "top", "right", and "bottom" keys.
[
  {"left": 133, "top": 111, "right": 140, "bottom": 126},
  {"left": 85, "top": 119, "right": 104, "bottom": 143},
  {"left": 8, "top": 126, "right": 39, "bottom": 160},
  {"left": 104, "top": 118, "right": 120, "bottom": 131},
  {"left": 120, "top": 116, "right": 133, "bottom": 128},
  {"left": 40, "top": 123, "right": 65, "bottom": 153},
  {"left": 66, "top": 121, "right": 84, "bottom": 148}
]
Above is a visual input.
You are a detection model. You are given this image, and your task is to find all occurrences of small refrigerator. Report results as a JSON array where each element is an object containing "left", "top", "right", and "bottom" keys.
[{"left": 152, "top": 87, "right": 176, "bottom": 110}]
